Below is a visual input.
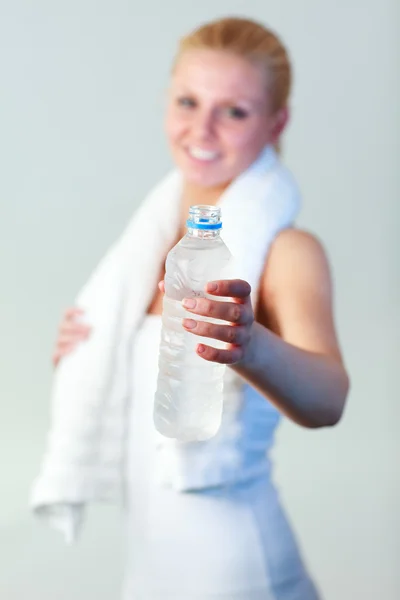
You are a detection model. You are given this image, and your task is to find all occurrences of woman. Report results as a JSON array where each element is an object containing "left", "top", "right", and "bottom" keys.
[{"left": 51, "top": 17, "right": 349, "bottom": 600}]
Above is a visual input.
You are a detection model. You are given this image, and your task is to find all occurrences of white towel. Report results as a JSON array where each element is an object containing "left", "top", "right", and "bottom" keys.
[{"left": 30, "top": 145, "right": 301, "bottom": 542}]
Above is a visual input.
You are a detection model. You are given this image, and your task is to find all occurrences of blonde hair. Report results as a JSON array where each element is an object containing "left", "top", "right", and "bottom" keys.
[{"left": 174, "top": 17, "right": 292, "bottom": 115}]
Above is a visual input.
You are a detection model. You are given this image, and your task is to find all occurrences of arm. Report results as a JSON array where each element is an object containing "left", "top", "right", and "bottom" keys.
[
  {"left": 233, "top": 229, "right": 349, "bottom": 427},
  {"left": 181, "top": 229, "right": 350, "bottom": 429}
]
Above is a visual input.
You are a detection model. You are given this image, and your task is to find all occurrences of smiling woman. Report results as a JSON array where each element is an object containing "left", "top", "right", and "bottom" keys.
[{"left": 33, "top": 15, "right": 349, "bottom": 600}]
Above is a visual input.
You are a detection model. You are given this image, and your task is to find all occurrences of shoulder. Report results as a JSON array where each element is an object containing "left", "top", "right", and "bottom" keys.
[
  {"left": 258, "top": 228, "right": 344, "bottom": 362},
  {"left": 272, "top": 226, "right": 325, "bottom": 251},
  {"left": 262, "top": 227, "right": 333, "bottom": 305},
  {"left": 268, "top": 227, "right": 329, "bottom": 275}
]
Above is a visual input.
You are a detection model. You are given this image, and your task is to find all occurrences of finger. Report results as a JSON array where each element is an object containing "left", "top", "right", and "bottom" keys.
[
  {"left": 205, "top": 279, "right": 251, "bottom": 301},
  {"left": 183, "top": 319, "right": 249, "bottom": 346},
  {"left": 57, "top": 330, "right": 90, "bottom": 345},
  {"left": 54, "top": 335, "right": 86, "bottom": 355},
  {"left": 59, "top": 323, "right": 91, "bottom": 336},
  {"left": 158, "top": 280, "right": 165, "bottom": 293},
  {"left": 196, "top": 343, "right": 245, "bottom": 365},
  {"left": 52, "top": 343, "right": 77, "bottom": 367},
  {"left": 65, "top": 307, "right": 85, "bottom": 321},
  {"left": 182, "top": 297, "right": 253, "bottom": 325}
]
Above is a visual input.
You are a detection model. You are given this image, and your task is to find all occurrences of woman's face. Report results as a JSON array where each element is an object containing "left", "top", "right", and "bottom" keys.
[{"left": 165, "top": 49, "right": 286, "bottom": 189}]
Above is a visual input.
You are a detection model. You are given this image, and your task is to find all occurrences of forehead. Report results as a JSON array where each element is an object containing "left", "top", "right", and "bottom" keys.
[{"left": 171, "top": 49, "right": 267, "bottom": 103}]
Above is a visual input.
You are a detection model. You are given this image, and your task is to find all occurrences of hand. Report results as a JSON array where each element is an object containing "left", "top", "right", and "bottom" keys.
[
  {"left": 52, "top": 307, "right": 91, "bottom": 367},
  {"left": 179, "top": 279, "right": 254, "bottom": 365}
]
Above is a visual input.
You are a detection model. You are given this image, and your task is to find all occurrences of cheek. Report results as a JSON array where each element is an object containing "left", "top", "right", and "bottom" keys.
[
  {"left": 165, "top": 108, "right": 188, "bottom": 146},
  {"left": 223, "top": 123, "right": 269, "bottom": 161}
]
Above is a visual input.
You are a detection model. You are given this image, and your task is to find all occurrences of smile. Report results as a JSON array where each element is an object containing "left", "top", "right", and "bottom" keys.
[{"left": 186, "top": 147, "right": 220, "bottom": 162}]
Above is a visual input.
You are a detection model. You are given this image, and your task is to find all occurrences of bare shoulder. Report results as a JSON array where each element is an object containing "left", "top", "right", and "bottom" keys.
[
  {"left": 269, "top": 227, "right": 329, "bottom": 267},
  {"left": 264, "top": 227, "right": 332, "bottom": 295},
  {"left": 259, "top": 227, "right": 343, "bottom": 358}
]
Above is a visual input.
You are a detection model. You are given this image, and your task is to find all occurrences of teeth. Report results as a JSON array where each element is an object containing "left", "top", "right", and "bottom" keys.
[{"left": 188, "top": 147, "right": 219, "bottom": 161}]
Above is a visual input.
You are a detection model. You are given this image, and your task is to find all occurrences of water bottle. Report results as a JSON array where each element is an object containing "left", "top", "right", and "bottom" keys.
[{"left": 153, "top": 205, "right": 232, "bottom": 442}]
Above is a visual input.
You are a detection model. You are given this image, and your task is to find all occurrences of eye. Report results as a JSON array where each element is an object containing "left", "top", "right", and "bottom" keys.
[
  {"left": 225, "top": 106, "right": 248, "bottom": 120},
  {"left": 177, "top": 96, "right": 196, "bottom": 109}
]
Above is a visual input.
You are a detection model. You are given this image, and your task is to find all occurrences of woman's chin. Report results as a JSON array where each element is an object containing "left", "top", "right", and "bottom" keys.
[{"left": 179, "top": 163, "right": 231, "bottom": 189}]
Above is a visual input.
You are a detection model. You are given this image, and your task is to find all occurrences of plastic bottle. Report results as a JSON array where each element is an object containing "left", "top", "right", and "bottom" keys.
[{"left": 153, "top": 205, "right": 232, "bottom": 442}]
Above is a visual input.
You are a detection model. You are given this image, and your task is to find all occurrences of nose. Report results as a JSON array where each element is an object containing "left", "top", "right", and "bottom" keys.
[{"left": 191, "top": 108, "right": 215, "bottom": 140}]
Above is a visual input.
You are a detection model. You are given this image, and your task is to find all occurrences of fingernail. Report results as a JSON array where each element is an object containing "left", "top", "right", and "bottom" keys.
[
  {"left": 182, "top": 298, "right": 196, "bottom": 309},
  {"left": 183, "top": 318, "right": 196, "bottom": 329},
  {"left": 207, "top": 282, "right": 218, "bottom": 292},
  {"left": 197, "top": 344, "right": 206, "bottom": 354}
]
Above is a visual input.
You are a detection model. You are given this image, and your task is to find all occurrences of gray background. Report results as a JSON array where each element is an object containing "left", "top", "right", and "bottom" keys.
[{"left": 1, "top": 1, "right": 399, "bottom": 599}]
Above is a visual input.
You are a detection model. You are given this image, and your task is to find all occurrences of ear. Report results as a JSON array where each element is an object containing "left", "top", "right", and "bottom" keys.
[{"left": 270, "top": 106, "right": 290, "bottom": 143}]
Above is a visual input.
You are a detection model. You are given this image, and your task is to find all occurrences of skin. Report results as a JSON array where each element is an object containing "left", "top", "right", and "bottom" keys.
[{"left": 53, "top": 49, "right": 349, "bottom": 428}]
